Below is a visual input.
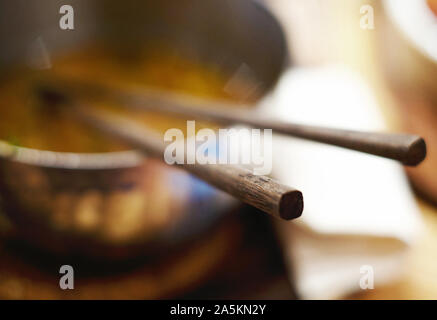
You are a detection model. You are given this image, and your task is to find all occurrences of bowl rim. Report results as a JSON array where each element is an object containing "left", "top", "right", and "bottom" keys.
[
  {"left": 0, "top": 0, "right": 289, "bottom": 170},
  {"left": 0, "top": 141, "right": 145, "bottom": 169}
]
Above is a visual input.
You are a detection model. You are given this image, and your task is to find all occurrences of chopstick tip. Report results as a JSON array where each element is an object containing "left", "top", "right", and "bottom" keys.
[
  {"left": 279, "top": 190, "right": 304, "bottom": 220},
  {"left": 404, "top": 136, "right": 427, "bottom": 166}
]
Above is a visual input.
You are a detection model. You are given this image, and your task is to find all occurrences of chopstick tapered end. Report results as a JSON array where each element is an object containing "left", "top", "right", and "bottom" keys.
[
  {"left": 404, "top": 137, "right": 427, "bottom": 166},
  {"left": 279, "top": 190, "right": 304, "bottom": 220}
]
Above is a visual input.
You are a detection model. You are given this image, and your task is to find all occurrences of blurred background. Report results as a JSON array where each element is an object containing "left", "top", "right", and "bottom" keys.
[
  {"left": 0, "top": 0, "right": 437, "bottom": 299},
  {"left": 267, "top": 0, "right": 437, "bottom": 299}
]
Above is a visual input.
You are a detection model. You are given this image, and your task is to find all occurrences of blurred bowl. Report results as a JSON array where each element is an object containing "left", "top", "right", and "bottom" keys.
[
  {"left": 381, "top": 0, "right": 437, "bottom": 202},
  {"left": 0, "top": 0, "right": 288, "bottom": 258}
]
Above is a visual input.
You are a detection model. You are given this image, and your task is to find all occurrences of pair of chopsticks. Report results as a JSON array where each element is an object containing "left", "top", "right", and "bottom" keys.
[
  {"left": 41, "top": 77, "right": 427, "bottom": 166},
  {"left": 37, "top": 77, "right": 426, "bottom": 220},
  {"left": 37, "top": 83, "right": 303, "bottom": 221}
]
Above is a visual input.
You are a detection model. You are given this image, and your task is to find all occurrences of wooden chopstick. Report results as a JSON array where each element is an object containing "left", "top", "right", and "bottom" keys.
[
  {"left": 43, "top": 77, "right": 427, "bottom": 166},
  {"left": 37, "top": 86, "right": 304, "bottom": 221}
]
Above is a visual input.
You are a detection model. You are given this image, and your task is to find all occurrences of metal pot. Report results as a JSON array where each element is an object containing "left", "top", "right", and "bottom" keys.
[{"left": 0, "top": 0, "right": 288, "bottom": 258}]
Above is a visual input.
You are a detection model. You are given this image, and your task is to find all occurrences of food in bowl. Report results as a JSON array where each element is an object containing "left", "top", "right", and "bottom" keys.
[{"left": 0, "top": 45, "right": 255, "bottom": 153}]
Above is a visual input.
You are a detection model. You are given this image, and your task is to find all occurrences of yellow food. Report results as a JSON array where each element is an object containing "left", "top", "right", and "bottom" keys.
[{"left": 0, "top": 45, "right": 252, "bottom": 153}]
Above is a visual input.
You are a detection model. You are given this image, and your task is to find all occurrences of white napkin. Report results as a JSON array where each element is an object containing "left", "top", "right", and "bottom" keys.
[{"left": 258, "top": 66, "right": 423, "bottom": 299}]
